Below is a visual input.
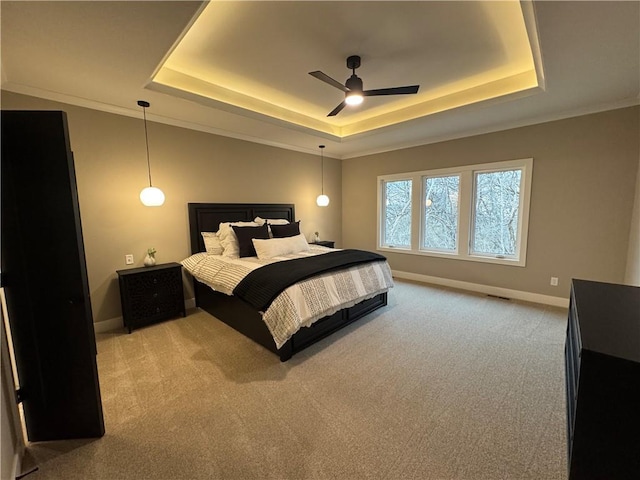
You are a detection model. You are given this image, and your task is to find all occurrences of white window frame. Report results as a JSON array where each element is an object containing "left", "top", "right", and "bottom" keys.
[
  {"left": 379, "top": 176, "right": 413, "bottom": 251},
  {"left": 420, "top": 172, "right": 462, "bottom": 255},
  {"left": 377, "top": 158, "right": 533, "bottom": 267}
]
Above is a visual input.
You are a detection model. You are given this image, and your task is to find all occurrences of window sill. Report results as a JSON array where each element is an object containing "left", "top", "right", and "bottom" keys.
[{"left": 378, "top": 246, "right": 526, "bottom": 267}]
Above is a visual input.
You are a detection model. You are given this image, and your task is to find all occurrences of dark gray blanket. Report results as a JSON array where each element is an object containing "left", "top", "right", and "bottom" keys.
[{"left": 233, "top": 249, "right": 387, "bottom": 311}]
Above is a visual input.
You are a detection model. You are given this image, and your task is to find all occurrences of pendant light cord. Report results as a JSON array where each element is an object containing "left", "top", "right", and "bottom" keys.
[
  {"left": 320, "top": 145, "right": 325, "bottom": 195},
  {"left": 137, "top": 100, "right": 165, "bottom": 206},
  {"left": 142, "top": 105, "right": 153, "bottom": 187},
  {"left": 138, "top": 100, "right": 154, "bottom": 188}
]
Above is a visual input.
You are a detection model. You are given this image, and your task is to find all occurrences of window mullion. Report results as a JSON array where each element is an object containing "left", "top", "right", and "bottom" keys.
[
  {"left": 411, "top": 174, "right": 422, "bottom": 251},
  {"left": 458, "top": 171, "right": 473, "bottom": 258},
  {"left": 516, "top": 159, "right": 533, "bottom": 264}
]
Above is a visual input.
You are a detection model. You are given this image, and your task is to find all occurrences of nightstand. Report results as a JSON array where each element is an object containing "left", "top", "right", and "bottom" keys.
[
  {"left": 311, "top": 240, "right": 335, "bottom": 248},
  {"left": 116, "top": 262, "right": 186, "bottom": 333}
]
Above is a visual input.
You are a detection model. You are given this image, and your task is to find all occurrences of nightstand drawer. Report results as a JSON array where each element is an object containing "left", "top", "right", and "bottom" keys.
[
  {"left": 117, "top": 262, "right": 186, "bottom": 333},
  {"left": 127, "top": 291, "right": 183, "bottom": 320},
  {"left": 126, "top": 268, "right": 181, "bottom": 296}
]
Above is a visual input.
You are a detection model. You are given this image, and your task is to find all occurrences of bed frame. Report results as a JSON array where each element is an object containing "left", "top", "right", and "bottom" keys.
[{"left": 187, "top": 203, "right": 388, "bottom": 361}]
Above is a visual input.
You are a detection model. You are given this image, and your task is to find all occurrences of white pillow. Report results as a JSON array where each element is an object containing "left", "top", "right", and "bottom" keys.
[
  {"left": 253, "top": 216, "right": 290, "bottom": 226},
  {"left": 201, "top": 232, "right": 223, "bottom": 255},
  {"left": 252, "top": 233, "right": 310, "bottom": 259},
  {"left": 218, "top": 221, "right": 259, "bottom": 258}
]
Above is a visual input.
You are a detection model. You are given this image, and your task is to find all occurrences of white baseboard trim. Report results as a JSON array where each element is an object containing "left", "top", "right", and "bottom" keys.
[
  {"left": 93, "top": 316, "right": 123, "bottom": 334},
  {"left": 93, "top": 298, "right": 197, "bottom": 334},
  {"left": 392, "top": 270, "right": 570, "bottom": 308},
  {"left": 12, "top": 450, "right": 22, "bottom": 480}
]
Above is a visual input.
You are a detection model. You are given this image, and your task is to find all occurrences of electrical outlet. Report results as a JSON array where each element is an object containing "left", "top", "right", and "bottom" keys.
[
  {"left": 125, "top": 254, "right": 134, "bottom": 265},
  {"left": 550, "top": 277, "right": 559, "bottom": 286}
]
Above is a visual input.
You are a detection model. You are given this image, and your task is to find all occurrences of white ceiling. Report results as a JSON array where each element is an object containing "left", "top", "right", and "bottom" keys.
[{"left": 1, "top": 1, "right": 638, "bottom": 159}]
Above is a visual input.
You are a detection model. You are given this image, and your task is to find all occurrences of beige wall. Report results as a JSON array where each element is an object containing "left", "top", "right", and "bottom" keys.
[
  {"left": 3, "top": 90, "right": 637, "bottom": 316},
  {"left": 342, "top": 106, "right": 639, "bottom": 299},
  {"left": 1, "top": 91, "right": 342, "bottom": 324}
]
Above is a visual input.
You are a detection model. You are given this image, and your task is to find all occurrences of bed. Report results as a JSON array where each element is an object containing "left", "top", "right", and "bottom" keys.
[{"left": 184, "top": 202, "right": 392, "bottom": 361}]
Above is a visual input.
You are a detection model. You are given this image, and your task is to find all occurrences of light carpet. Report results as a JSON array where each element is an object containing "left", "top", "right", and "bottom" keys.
[{"left": 23, "top": 280, "right": 568, "bottom": 479}]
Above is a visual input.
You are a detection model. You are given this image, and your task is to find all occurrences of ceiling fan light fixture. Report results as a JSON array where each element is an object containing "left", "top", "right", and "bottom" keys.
[{"left": 345, "top": 92, "right": 364, "bottom": 106}]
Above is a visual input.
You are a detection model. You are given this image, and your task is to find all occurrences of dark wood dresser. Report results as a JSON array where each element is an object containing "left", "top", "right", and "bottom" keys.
[
  {"left": 117, "top": 262, "right": 186, "bottom": 333},
  {"left": 565, "top": 279, "right": 639, "bottom": 479}
]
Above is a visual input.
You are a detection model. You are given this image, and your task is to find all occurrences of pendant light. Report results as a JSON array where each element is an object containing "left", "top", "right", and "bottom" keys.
[
  {"left": 316, "top": 145, "right": 330, "bottom": 207},
  {"left": 137, "top": 100, "right": 165, "bottom": 207}
]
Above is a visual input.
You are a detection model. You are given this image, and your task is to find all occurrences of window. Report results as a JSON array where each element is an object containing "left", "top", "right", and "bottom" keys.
[
  {"left": 378, "top": 158, "right": 533, "bottom": 266},
  {"left": 423, "top": 175, "right": 460, "bottom": 252},
  {"left": 471, "top": 169, "right": 522, "bottom": 258},
  {"left": 381, "top": 179, "right": 412, "bottom": 248}
]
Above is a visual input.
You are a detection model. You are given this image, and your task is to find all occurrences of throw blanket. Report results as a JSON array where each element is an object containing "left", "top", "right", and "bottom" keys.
[{"left": 233, "top": 249, "right": 387, "bottom": 311}]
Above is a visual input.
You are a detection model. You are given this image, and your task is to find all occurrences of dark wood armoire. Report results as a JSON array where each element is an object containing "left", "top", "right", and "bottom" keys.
[{"left": 1, "top": 110, "right": 104, "bottom": 441}]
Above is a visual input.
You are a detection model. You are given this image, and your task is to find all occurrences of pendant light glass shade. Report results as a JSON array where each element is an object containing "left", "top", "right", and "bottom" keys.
[
  {"left": 316, "top": 194, "right": 330, "bottom": 207},
  {"left": 140, "top": 186, "right": 165, "bottom": 206},
  {"left": 137, "top": 100, "right": 165, "bottom": 207},
  {"left": 316, "top": 145, "right": 329, "bottom": 207}
]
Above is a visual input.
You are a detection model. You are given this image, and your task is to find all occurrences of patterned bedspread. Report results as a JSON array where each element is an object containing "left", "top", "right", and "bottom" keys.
[{"left": 181, "top": 246, "right": 394, "bottom": 348}]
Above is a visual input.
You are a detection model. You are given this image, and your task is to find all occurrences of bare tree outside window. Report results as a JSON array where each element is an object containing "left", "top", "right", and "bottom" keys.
[
  {"left": 383, "top": 179, "right": 412, "bottom": 247},
  {"left": 423, "top": 175, "right": 459, "bottom": 251},
  {"left": 472, "top": 169, "right": 522, "bottom": 256}
]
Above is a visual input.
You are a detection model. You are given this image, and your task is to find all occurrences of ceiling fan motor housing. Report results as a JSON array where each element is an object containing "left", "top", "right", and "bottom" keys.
[{"left": 346, "top": 74, "right": 363, "bottom": 92}]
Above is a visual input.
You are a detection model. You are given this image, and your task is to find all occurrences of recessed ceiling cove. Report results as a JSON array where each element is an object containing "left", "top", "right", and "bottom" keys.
[{"left": 149, "top": 1, "right": 543, "bottom": 140}]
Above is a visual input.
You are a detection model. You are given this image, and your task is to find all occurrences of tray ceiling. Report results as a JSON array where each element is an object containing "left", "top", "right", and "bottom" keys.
[{"left": 1, "top": 1, "right": 638, "bottom": 159}]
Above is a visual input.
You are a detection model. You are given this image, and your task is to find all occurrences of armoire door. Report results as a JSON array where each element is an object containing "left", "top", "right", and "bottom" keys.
[{"left": 1, "top": 110, "right": 105, "bottom": 441}]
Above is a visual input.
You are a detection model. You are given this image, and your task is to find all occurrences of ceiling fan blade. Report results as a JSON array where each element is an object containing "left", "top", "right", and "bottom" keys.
[
  {"left": 363, "top": 85, "right": 420, "bottom": 96},
  {"left": 327, "top": 101, "right": 347, "bottom": 117},
  {"left": 309, "top": 71, "right": 349, "bottom": 92}
]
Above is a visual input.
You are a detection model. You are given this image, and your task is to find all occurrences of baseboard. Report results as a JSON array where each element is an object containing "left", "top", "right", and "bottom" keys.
[
  {"left": 392, "top": 270, "right": 570, "bottom": 308},
  {"left": 93, "top": 298, "right": 196, "bottom": 334},
  {"left": 12, "top": 448, "right": 23, "bottom": 480},
  {"left": 94, "top": 281, "right": 567, "bottom": 335},
  {"left": 184, "top": 297, "right": 196, "bottom": 311},
  {"left": 93, "top": 316, "right": 123, "bottom": 334}
]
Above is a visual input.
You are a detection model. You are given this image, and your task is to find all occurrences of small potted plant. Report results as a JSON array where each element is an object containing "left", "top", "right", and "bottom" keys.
[
  {"left": 314, "top": 231, "right": 320, "bottom": 242},
  {"left": 144, "top": 247, "right": 157, "bottom": 267}
]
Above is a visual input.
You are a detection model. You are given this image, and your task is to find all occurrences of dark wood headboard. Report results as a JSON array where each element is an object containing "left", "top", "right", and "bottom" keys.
[{"left": 188, "top": 203, "right": 295, "bottom": 254}]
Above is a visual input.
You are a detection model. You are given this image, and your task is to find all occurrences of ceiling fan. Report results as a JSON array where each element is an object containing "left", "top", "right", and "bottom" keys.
[{"left": 309, "top": 55, "right": 420, "bottom": 117}]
